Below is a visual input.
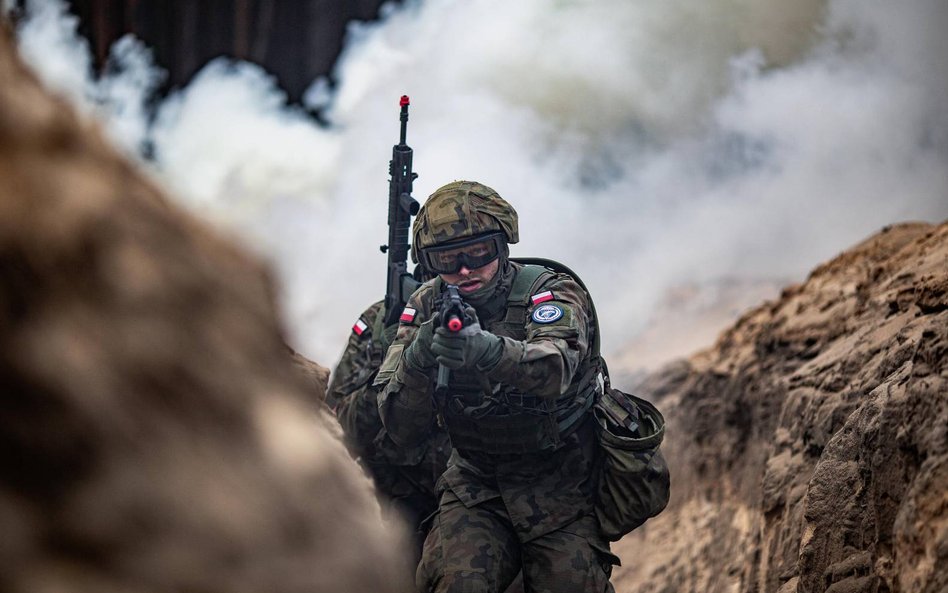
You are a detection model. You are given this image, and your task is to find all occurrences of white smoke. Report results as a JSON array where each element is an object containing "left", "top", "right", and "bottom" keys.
[
  {"left": 16, "top": 0, "right": 94, "bottom": 107},
  {"left": 151, "top": 59, "right": 339, "bottom": 229},
  {"left": 15, "top": 0, "right": 163, "bottom": 157},
  {"left": 97, "top": 35, "right": 166, "bottom": 156},
  {"left": 14, "top": 0, "right": 948, "bottom": 371}
]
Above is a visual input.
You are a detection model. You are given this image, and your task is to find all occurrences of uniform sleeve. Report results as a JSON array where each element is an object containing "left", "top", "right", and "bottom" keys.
[
  {"left": 327, "top": 303, "right": 385, "bottom": 457},
  {"left": 487, "top": 275, "right": 592, "bottom": 397},
  {"left": 375, "top": 287, "right": 438, "bottom": 448}
]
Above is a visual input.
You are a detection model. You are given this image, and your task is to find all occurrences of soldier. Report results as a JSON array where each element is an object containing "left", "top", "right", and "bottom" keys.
[
  {"left": 327, "top": 294, "right": 451, "bottom": 570},
  {"left": 375, "top": 181, "right": 621, "bottom": 593}
]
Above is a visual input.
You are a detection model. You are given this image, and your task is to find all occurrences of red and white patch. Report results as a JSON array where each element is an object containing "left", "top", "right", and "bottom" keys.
[
  {"left": 399, "top": 307, "right": 417, "bottom": 323},
  {"left": 531, "top": 290, "right": 554, "bottom": 305},
  {"left": 352, "top": 318, "right": 368, "bottom": 336}
]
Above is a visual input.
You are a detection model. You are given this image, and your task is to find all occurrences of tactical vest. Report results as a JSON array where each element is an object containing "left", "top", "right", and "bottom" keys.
[{"left": 434, "top": 262, "right": 600, "bottom": 455}]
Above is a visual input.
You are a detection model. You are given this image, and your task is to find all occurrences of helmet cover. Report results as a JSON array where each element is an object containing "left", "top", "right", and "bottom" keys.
[{"left": 411, "top": 180, "right": 519, "bottom": 262}]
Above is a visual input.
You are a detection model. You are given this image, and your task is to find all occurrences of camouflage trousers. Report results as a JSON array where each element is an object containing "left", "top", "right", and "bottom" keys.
[{"left": 416, "top": 489, "right": 617, "bottom": 593}]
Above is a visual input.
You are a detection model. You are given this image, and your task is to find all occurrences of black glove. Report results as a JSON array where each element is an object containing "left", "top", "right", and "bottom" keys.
[
  {"left": 403, "top": 312, "right": 440, "bottom": 371},
  {"left": 431, "top": 306, "right": 503, "bottom": 371}
]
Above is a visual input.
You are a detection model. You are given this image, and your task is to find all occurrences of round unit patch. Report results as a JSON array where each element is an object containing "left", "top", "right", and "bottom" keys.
[{"left": 532, "top": 304, "right": 564, "bottom": 324}]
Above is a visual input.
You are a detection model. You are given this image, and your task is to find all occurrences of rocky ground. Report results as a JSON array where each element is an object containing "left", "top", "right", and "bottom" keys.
[
  {"left": 611, "top": 222, "right": 947, "bottom": 593},
  {"left": 0, "top": 25, "right": 409, "bottom": 593}
]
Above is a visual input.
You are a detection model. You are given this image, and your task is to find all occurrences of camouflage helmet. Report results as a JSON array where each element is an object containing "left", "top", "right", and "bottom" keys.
[{"left": 411, "top": 180, "right": 519, "bottom": 262}]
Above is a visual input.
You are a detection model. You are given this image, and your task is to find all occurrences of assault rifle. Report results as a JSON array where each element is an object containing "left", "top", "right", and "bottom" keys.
[
  {"left": 381, "top": 95, "right": 421, "bottom": 326},
  {"left": 436, "top": 284, "right": 465, "bottom": 391}
]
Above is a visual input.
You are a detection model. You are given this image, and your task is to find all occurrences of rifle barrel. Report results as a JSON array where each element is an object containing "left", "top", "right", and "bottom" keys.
[{"left": 399, "top": 95, "right": 410, "bottom": 145}]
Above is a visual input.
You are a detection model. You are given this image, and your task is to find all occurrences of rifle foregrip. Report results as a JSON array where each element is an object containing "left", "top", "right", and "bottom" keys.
[{"left": 436, "top": 364, "right": 450, "bottom": 391}]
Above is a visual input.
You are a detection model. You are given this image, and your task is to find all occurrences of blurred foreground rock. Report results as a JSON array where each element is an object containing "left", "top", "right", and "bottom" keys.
[
  {"left": 613, "top": 222, "right": 947, "bottom": 593},
  {"left": 0, "top": 26, "right": 408, "bottom": 593}
]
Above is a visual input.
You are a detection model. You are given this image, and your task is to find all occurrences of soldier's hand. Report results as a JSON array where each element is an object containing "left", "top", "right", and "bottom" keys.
[
  {"left": 432, "top": 307, "right": 503, "bottom": 370},
  {"left": 404, "top": 312, "right": 440, "bottom": 371}
]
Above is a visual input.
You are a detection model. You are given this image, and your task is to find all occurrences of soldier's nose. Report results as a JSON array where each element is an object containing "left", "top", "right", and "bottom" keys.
[{"left": 458, "top": 266, "right": 472, "bottom": 276}]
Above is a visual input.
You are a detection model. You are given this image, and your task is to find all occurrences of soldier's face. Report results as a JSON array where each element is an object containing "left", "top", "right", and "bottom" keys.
[{"left": 440, "top": 258, "right": 500, "bottom": 295}]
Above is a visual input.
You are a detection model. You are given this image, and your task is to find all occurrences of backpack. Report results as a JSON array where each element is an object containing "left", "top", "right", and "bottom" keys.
[{"left": 511, "top": 258, "right": 670, "bottom": 541}]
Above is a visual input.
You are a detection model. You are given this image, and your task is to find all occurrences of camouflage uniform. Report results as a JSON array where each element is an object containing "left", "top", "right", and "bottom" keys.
[
  {"left": 375, "top": 180, "right": 618, "bottom": 593},
  {"left": 327, "top": 300, "right": 450, "bottom": 565}
]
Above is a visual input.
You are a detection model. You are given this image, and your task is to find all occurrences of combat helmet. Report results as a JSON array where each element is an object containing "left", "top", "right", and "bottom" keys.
[{"left": 411, "top": 181, "right": 519, "bottom": 272}]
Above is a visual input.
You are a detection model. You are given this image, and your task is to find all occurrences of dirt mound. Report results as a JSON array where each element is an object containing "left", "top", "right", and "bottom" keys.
[
  {"left": 612, "top": 222, "right": 947, "bottom": 593},
  {"left": 0, "top": 25, "right": 408, "bottom": 593}
]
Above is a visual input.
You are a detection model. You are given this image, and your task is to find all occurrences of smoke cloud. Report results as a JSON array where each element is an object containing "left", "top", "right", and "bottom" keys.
[
  {"left": 14, "top": 0, "right": 948, "bottom": 371},
  {"left": 15, "top": 0, "right": 164, "bottom": 156}
]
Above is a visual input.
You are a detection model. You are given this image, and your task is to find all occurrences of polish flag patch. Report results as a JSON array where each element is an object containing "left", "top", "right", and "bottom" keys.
[
  {"left": 531, "top": 290, "right": 554, "bottom": 305},
  {"left": 400, "top": 307, "right": 417, "bottom": 323},
  {"left": 352, "top": 318, "right": 368, "bottom": 336}
]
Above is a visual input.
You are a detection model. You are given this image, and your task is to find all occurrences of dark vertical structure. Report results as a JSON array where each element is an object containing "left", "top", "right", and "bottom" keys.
[
  {"left": 66, "top": 0, "right": 395, "bottom": 103},
  {"left": 250, "top": 0, "right": 275, "bottom": 64},
  {"left": 233, "top": 0, "right": 250, "bottom": 58}
]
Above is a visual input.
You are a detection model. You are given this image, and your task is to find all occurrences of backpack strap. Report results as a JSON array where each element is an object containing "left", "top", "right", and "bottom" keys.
[
  {"left": 501, "top": 263, "right": 555, "bottom": 329},
  {"left": 371, "top": 303, "right": 398, "bottom": 355},
  {"left": 509, "top": 263, "right": 552, "bottom": 303}
]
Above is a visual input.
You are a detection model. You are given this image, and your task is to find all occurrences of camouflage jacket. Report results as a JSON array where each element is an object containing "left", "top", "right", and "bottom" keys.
[
  {"left": 328, "top": 301, "right": 450, "bottom": 506},
  {"left": 376, "top": 261, "right": 601, "bottom": 541}
]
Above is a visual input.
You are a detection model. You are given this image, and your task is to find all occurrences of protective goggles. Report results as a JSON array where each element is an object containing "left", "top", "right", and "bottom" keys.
[{"left": 419, "top": 233, "right": 505, "bottom": 274}]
